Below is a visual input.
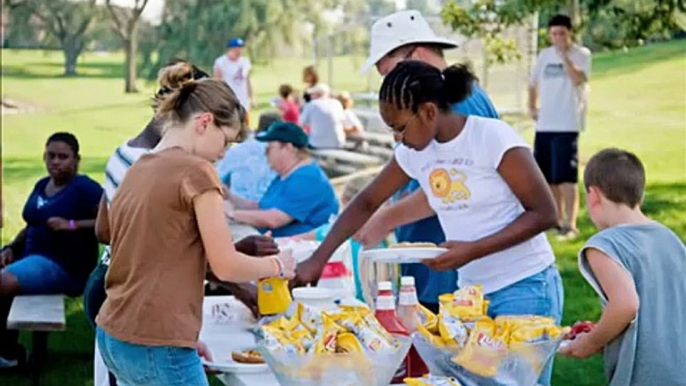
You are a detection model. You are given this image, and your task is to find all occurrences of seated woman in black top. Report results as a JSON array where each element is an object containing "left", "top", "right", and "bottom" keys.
[{"left": 0, "top": 132, "right": 102, "bottom": 368}]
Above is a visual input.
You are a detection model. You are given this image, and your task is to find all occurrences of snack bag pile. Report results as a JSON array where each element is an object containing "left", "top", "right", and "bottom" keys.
[
  {"left": 417, "top": 285, "right": 569, "bottom": 378},
  {"left": 260, "top": 303, "right": 401, "bottom": 357}
]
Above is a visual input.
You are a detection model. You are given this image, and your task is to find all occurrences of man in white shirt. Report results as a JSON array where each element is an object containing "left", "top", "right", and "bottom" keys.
[
  {"left": 529, "top": 14, "right": 591, "bottom": 240},
  {"left": 213, "top": 37, "right": 254, "bottom": 123},
  {"left": 299, "top": 84, "right": 347, "bottom": 149}
]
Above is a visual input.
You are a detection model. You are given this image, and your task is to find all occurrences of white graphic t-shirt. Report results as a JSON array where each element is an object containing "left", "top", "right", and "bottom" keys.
[
  {"left": 530, "top": 44, "right": 591, "bottom": 132},
  {"left": 214, "top": 55, "right": 252, "bottom": 109},
  {"left": 395, "top": 116, "right": 555, "bottom": 294}
]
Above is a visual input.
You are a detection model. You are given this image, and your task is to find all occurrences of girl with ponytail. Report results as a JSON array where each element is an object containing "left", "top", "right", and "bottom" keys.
[
  {"left": 93, "top": 71, "right": 294, "bottom": 386},
  {"left": 297, "top": 60, "right": 562, "bottom": 385}
]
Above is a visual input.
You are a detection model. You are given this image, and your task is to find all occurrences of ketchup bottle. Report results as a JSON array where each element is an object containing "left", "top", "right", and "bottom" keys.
[
  {"left": 397, "top": 276, "right": 429, "bottom": 377},
  {"left": 374, "top": 281, "right": 410, "bottom": 383}
]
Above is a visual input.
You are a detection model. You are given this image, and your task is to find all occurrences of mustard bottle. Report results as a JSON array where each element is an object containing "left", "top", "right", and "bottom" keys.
[
  {"left": 257, "top": 252, "right": 293, "bottom": 315},
  {"left": 257, "top": 277, "right": 292, "bottom": 315}
]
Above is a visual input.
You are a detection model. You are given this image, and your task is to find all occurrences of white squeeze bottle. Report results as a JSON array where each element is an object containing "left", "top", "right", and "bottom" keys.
[{"left": 397, "top": 276, "right": 419, "bottom": 332}]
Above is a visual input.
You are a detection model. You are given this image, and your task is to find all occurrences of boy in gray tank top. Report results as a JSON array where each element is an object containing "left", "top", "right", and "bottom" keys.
[{"left": 559, "top": 148, "right": 686, "bottom": 386}]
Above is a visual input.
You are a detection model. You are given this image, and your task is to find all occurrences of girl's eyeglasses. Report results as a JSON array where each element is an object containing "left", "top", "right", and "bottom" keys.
[{"left": 388, "top": 114, "right": 418, "bottom": 137}]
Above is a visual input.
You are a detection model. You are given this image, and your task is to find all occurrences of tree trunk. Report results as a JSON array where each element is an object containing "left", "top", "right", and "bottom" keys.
[
  {"left": 63, "top": 40, "right": 80, "bottom": 76},
  {"left": 566, "top": 0, "right": 581, "bottom": 29},
  {"left": 124, "top": 25, "right": 138, "bottom": 93}
]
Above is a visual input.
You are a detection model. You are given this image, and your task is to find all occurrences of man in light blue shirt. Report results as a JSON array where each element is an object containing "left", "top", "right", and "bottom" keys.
[{"left": 215, "top": 113, "right": 279, "bottom": 201}]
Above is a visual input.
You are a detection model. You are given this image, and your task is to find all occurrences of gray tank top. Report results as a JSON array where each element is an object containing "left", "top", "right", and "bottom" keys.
[{"left": 579, "top": 221, "right": 686, "bottom": 386}]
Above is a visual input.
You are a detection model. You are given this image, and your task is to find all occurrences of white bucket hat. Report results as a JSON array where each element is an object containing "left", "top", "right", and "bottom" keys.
[
  {"left": 360, "top": 10, "right": 459, "bottom": 74},
  {"left": 307, "top": 83, "right": 330, "bottom": 97}
]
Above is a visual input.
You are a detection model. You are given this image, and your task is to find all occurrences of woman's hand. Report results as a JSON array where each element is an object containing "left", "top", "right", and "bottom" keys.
[
  {"left": 197, "top": 341, "right": 219, "bottom": 374},
  {"left": 47, "top": 217, "right": 72, "bottom": 231},
  {"left": 277, "top": 249, "right": 296, "bottom": 279},
  {"left": 423, "top": 241, "right": 478, "bottom": 271},
  {"left": 0, "top": 247, "right": 14, "bottom": 268}
]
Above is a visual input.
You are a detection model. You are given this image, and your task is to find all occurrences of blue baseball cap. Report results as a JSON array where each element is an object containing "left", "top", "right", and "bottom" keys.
[
  {"left": 226, "top": 38, "right": 245, "bottom": 48},
  {"left": 255, "top": 122, "right": 309, "bottom": 149}
]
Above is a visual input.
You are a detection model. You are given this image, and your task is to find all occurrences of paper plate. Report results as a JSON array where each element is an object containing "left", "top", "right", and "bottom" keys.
[
  {"left": 202, "top": 358, "right": 269, "bottom": 374},
  {"left": 361, "top": 247, "right": 447, "bottom": 263}
]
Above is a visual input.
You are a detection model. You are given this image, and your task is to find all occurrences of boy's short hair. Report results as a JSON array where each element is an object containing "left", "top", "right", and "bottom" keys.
[
  {"left": 279, "top": 84, "right": 294, "bottom": 99},
  {"left": 548, "top": 14, "right": 573, "bottom": 30},
  {"left": 584, "top": 148, "right": 645, "bottom": 208}
]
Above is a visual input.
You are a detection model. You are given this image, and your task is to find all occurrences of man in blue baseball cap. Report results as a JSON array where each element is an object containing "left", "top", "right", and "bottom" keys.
[
  {"left": 223, "top": 122, "right": 339, "bottom": 238},
  {"left": 214, "top": 37, "right": 254, "bottom": 124}
]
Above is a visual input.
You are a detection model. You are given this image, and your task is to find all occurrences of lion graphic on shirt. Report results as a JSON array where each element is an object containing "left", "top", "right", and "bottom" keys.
[{"left": 429, "top": 168, "right": 471, "bottom": 203}]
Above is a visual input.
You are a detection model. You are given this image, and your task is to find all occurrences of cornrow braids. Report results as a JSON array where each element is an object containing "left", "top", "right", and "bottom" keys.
[{"left": 379, "top": 60, "right": 476, "bottom": 113}]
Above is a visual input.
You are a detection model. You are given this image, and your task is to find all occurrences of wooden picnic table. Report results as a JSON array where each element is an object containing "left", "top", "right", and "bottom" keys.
[{"left": 8, "top": 295, "right": 66, "bottom": 386}]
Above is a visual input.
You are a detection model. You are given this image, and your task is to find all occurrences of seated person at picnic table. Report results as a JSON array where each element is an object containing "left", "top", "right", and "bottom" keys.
[
  {"left": 0, "top": 132, "right": 102, "bottom": 368},
  {"left": 299, "top": 84, "right": 347, "bottom": 149},
  {"left": 337, "top": 91, "right": 364, "bottom": 136},
  {"left": 276, "top": 84, "right": 300, "bottom": 124},
  {"left": 560, "top": 149, "right": 686, "bottom": 386},
  {"left": 224, "top": 121, "right": 339, "bottom": 238},
  {"left": 215, "top": 112, "right": 280, "bottom": 202}
]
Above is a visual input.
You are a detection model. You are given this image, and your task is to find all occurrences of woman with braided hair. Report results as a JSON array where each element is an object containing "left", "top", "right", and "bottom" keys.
[{"left": 296, "top": 60, "right": 563, "bottom": 385}]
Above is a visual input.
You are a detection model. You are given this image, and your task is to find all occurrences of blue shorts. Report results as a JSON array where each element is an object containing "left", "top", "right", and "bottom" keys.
[
  {"left": 534, "top": 132, "right": 579, "bottom": 184},
  {"left": 96, "top": 328, "right": 209, "bottom": 386},
  {"left": 485, "top": 264, "right": 564, "bottom": 386},
  {"left": 4, "top": 254, "right": 85, "bottom": 297}
]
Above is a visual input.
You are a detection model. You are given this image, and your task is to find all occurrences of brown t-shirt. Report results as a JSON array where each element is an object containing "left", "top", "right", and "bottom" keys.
[{"left": 96, "top": 148, "right": 222, "bottom": 348}]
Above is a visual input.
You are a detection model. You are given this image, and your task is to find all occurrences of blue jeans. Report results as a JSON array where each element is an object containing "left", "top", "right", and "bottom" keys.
[
  {"left": 485, "top": 265, "right": 564, "bottom": 386},
  {"left": 96, "top": 328, "right": 209, "bottom": 386},
  {"left": 5, "top": 254, "right": 84, "bottom": 296}
]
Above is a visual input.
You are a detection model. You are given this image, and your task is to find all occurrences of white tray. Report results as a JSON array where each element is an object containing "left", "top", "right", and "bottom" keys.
[
  {"left": 361, "top": 247, "right": 447, "bottom": 263},
  {"left": 202, "top": 358, "right": 269, "bottom": 374}
]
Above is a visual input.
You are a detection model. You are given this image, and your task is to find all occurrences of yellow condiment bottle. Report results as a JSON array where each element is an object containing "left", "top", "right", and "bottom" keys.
[{"left": 258, "top": 277, "right": 292, "bottom": 315}]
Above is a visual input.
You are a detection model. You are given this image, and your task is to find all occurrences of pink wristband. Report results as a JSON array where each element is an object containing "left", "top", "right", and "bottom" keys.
[{"left": 68, "top": 220, "right": 76, "bottom": 230}]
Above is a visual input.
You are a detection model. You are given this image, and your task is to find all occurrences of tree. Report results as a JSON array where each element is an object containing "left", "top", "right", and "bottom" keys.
[
  {"left": 11, "top": 0, "right": 97, "bottom": 75},
  {"left": 149, "top": 0, "right": 340, "bottom": 79},
  {"left": 442, "top": 0, "right": 685, "bottom": 59},
  {"left": 105, "top": 0, "right": 150, "bottom": 93}
]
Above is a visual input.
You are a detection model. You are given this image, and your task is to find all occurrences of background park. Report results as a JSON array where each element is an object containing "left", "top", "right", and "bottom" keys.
[{"left": 1, "top": 0, "right": 684, "bottom": 385}]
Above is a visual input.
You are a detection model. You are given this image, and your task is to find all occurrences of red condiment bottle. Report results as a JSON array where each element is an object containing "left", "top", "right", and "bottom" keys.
[
  {"left": 374, "top": 281, "right": 410, "bottom": 383},
  {"left": 397, "top": 276, "right": 429, "bottom": 377}
]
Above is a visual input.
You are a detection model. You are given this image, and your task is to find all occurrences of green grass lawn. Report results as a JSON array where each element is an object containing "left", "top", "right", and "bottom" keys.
[{"left": 1, "top": 40, "right": 685, "bottom": 386}]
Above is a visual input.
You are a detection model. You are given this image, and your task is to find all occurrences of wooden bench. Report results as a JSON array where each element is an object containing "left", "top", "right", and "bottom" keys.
[
  {"left": 310, "top": 148, "right": 383, "bottom": 166},
  {"left": 8, "top": 295, "right": 66, "bottom": 386}
]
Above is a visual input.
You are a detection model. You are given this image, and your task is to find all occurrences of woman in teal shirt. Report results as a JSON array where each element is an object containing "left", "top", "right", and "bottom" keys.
[{"left": 224, "top": 122, "right": 339, "bottom": 237}]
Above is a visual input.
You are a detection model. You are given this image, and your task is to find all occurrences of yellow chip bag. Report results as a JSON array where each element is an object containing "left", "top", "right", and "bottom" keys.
[
  {"left": 290, "top": 328, "right": 315, "bottom": 351},
  {"left": 404, "top": 375, "right": 463, "bottom": 385},
  {"left": 452, "top": 327, "right": 507, "bottom": 378},
  {"left": 267, "top": 316, "right": 289, "bottom": 330},
  {"left": 336, "top": 332, "right": 364, "bottom": 353},
  {"left": 509, "top": 324, "right": 548, "bottom": 344},
  {"left": 296, "top": 302, "right": 324, "bottom": 333},
  {"left": 417, "top": 318, "right": 445, "bottom": 348},
  {"left": 338, "top": 306, "right": 398, "bottom": 345},
  {"left": 418, "top": 304, "right": 437, "bottom": 327},
  {"left": 262, "top": 325, "right": 306, "bottom": 354},
  {"left": 438, "top": 309, "right": 469, "bottom": 348},
  {"left": 355, "top": 323, "right": 397, "bottom": 353},
  {"left": 440, "top": 286, "right": 484, "bottom": 319}
]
